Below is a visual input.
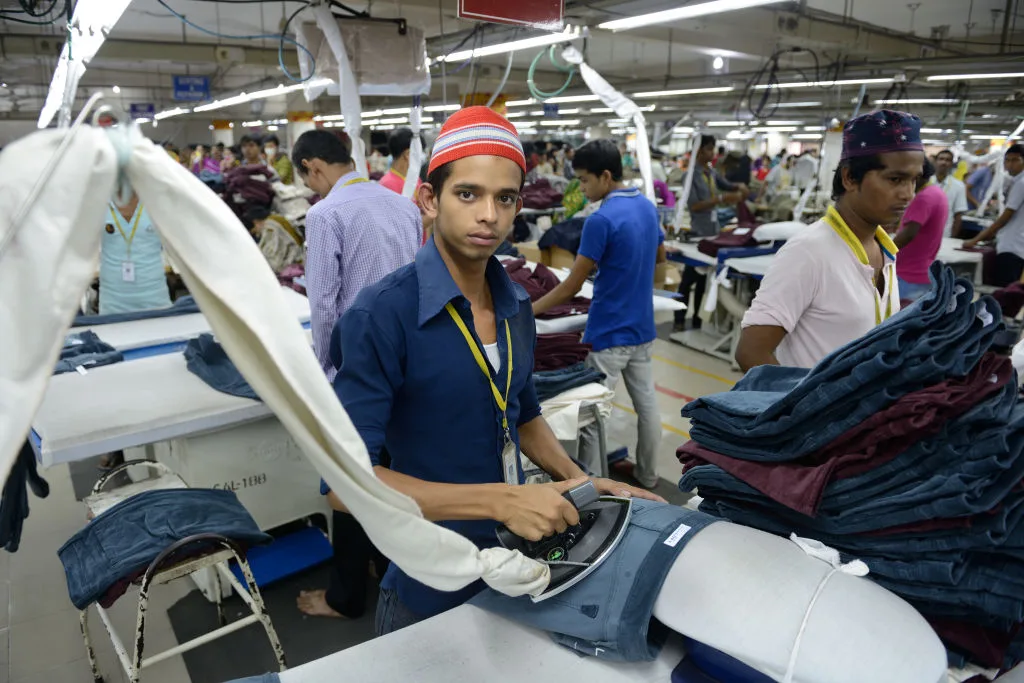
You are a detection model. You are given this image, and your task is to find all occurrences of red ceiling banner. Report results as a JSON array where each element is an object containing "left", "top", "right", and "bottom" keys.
[{"left": 458, "top": 0, "right": 564, "bottom": 29}]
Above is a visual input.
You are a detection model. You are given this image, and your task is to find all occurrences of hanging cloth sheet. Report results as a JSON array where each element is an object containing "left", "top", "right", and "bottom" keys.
[{"left": 0, "top": 124, "right": 549, "bottom": 599}]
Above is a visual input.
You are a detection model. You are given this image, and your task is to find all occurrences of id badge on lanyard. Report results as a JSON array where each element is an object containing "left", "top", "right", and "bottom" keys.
[{"left": 444, "top": 303, "right": 519, "bottom": 484}]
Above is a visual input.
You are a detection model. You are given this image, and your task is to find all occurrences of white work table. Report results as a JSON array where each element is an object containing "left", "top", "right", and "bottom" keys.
[
  {"left": 75, "top": 287, "right": 310, "bottom": 353},
  {"left": 278, "top": 604, "right": 684, "bottom": 683},
  {"left": 937, "top": 237, "right": 984, "bottom": 285}
]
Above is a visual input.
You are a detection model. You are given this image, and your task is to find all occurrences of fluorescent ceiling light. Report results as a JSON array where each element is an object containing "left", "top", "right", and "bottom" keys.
[
  {"left": 438, "top": 26, "right": 582, "bottom": 63},
  {"left": 544, "top": 94, "right": 600, "bottom": 104},
  {"left": 154, "top": 107, "right": 190, "bottom": 121},
  {"left": 381, "top": 107, "right": 412, "bottom": 115},
  {"left": 753, "top": 77, "right": 893, "bottom": 90},
  {"left": 193, "top": 78, "right": 332, "bottom": 113},
  {"left": 506, "top": 99, "right": 536, "bottom": 107},
  {"left": 599, "top": 0, "right": 786, "bottom": 31},
  {"left": 919, "top": 128, "right": 955, "bottom": 134},
  {"left": 590, "top": 106, "right": 655, "bottom": 113},
  {"left": 38, "top": 0, "right": 133, "bottom": 128},
  {"left": 540, "top": 119, "right": 581, "bottom": 126},
  {"left": 507, "top": 111, "right": 527, "bottom": 118},
  {"left": 314, "top": 114, "right": 344, "bottom": 122},
  {"left": 708, "top": 121, "right": 745, "bottom": 127},
  {"left": 773, "top": 101, "right": 822, "bottom": 108},
  {"left": 558, "top": 108, "right": 581, "bottom": 114},
  {"left": 970, "top": 134, "right": 1021, "bottom": 140},
  {"left": 424, "top": 104, "right": 461, "bottom": 112},
  {"left": 378, "top": 117, "right": 409, "bottom": 125},
  {"left": 752, "top": 126, "right": 797, "bottom": 132},
  {"left": 530, "top": 110, "right": 544, "bottom": 116},
  {"left": 792, "top": 133, "right": 823, "bottom": 139},
  {"left": 803, "top": 126, "right": 826, "bottom": 131},
  {"left": 134, "top": 117, "right": 151, "bottom": 124},
  {"left": 875, "top": 98, "right": 959, "bottom": 104},
  {"left": 927, "top": 72, "right": 1024, "bottom": 82},
  {"left": 633, "top": 86, "right": 734, "bottom": 98}
]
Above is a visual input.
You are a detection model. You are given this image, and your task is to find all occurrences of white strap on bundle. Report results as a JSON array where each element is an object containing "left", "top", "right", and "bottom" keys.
[
  {"left": 783, "top": 534, "right": 869, "bottom": 683},
  {"left": 0, "top": 122, "right": 550, "bottom": 600}
]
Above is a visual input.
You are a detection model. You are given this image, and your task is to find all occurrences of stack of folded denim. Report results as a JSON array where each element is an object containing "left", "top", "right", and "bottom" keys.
[{"left": 678, "top": 263, "right": 1024, "bottom": 669}]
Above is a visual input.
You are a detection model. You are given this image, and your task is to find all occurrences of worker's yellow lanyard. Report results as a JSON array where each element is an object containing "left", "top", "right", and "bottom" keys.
[
  {"left": 444, "top": 302, "right": 518, "bottom": 484},
  {"left": 109, "top": 204, "right": 144, "bottom": 283},
  {"left": 823, "top": 206, "right": 899, "bottom": 325},
  {"left": 704, "top": 170, "right": 717, "bottom": 202},
  {"left": 344, "top": 176, "right": 369, "bottom": 187}
]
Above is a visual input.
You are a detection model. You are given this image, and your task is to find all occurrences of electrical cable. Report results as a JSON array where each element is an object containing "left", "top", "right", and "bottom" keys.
[
  {"left": 155, "top": 0, "right": 316, "bottom": 83},
  {"left": 486, "top": 30, "right": 519, "bottom": 108},
  {"left": 527, "top": 44, "right": 576, "bottom": 101}
]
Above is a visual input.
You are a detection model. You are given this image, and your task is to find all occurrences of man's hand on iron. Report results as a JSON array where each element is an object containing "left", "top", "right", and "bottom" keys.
[
  {"left": 500, "top": 477, "right": 587, "bottom": 541},
  {"left": 592, "top": 477, "right": 667, "bottom": 503}
]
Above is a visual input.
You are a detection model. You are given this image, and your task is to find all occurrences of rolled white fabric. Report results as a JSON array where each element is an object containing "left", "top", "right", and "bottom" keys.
[
  {"left": 0, "top": 124, "right": 550, "bottom": 599},
  {"left": 314, "top": 3, "right": 367, "bottom": 178},
  {"left": 403, "top": 103, "right": 424, "bottom": 198}
]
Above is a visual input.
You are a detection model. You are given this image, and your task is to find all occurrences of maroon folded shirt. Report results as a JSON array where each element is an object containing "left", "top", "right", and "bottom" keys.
[
  {"left": 678, "top": 353, "right": 1013, "bottom": 516},
  {"left": 535, "top": 332, "right": 591, "bottom": 372},
  {"left": 929, "top": 617, "right": 1020, "bottom": 669},
  {"left": 503, "top": 258, "right": 591, "bottom": 319}
]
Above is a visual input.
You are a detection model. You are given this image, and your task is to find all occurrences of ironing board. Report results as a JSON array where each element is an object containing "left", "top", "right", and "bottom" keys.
[
  {"left": 277, "top": 604, "right": 684, "bottom": 683},
  {"left": 78, "top": 286, "right": 310, "bottom": 355}
]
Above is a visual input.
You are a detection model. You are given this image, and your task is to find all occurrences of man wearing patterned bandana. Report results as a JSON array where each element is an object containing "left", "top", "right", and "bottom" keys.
[
  {"left": 736, "top": 110, "right": 926, "bottom": 371},
  {"left": 331, "top": 107, "right": 662, "bottom": 636}
]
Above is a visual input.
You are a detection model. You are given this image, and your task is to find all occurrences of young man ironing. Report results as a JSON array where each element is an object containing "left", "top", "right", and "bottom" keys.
[
  {"left": 736, "top": 110, "right": 926, "bottom": 371},
  {"left": 333, "top": 107, "right": 662, "bottom": 636}
]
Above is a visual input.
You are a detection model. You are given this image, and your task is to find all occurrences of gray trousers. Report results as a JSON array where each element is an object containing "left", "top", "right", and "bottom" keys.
[{"left": 579, "top": 342, "right": 661, "bottom": 487}]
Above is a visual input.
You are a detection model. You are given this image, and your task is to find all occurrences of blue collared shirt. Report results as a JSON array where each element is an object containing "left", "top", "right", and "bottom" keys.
[{"left": 333, "top": 238, "right": 542, "bottom": 617}]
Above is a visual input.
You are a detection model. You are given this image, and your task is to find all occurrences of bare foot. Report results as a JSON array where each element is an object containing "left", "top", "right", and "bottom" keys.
[{"left": 296, "top": 590, "right": 347, "bottom": 619}]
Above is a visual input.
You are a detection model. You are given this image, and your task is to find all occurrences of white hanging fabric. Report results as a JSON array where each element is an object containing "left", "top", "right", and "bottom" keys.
[
  {"left": 954, "top": 119, "right": 1024, "bottom": 217},
  {"left": 313, "top": 3, "right": 367, "bottom": 177},
  {"left": 792, "top": 143, "right": 826, "bottom": 222},
  {"left": 560, "top": 47, "right": 655, "bottom": 204},
  {"left": 674, "top": 133, "right": 703, "bottom": 231},
  {"left": 403, "top": 101, "right": 424, "bottom": 198},
  {"left": 0, "top": 124, "right": 550, "bottom": 599}
]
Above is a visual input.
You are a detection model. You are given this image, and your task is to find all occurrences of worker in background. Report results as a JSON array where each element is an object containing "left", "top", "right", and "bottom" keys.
[
  {"left": 792, "top": 149, "right": 820, "bottom": 189},
  {"left": 291, "top": 129, "right": 422, "bottom": 622},
  {"left": 378, "top": 128, "right": 421, "bottom": 196},
  {"left": 966, "top": 158, "right": 995, "bottom": 211},
  {"left": 893, "top": 159, "right": 948, "bottom": 302},
  {"left": 736, "top": 109, "right": 925, "bottom": 371},
  {"left": 756, "top": 155, "right": 795, "bottom": 202},
  {"left": 932, "top": 149, "right": 968, "bottom": 238},
  {"left": 100, "top": 190, "right": 171, "bottom": 315},
  {"left": 333, "top": 108, "right": 662, "bottom": 636},
  {"left": 239, "top": 134, "right": 264, "bottom": 167},
  {"left": 532, "top": 139, "right": 667, "bottom": 489},
  {"left": 562, "top": 146, "right": 576, "bottom": 180},
  {"left": 964, "top": 145, "right": 1024, "bottom": 285},
  {"left": 673, "top": 134, "right": 747, "bottom": 333},
  {"left": 245, "top": 206, "right": 304, "bottom": 274},
  {"left": 264, "top": 134, "right": 294, "bottom": 185}
]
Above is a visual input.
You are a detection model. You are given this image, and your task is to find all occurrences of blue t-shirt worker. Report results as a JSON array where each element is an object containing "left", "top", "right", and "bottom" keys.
[
  {"left": 332, "top": 107, "right": 663, "bottom": 637},
  {"left": 532, "top": 139, "right": 667, "bottom": 489}
]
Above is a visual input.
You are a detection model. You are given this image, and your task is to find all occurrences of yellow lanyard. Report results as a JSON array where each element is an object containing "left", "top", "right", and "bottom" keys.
[
  {"left": 444, "top": 302, "right": 513, "bottom": 433},
  {"left": 704, "top": 170, "right": 717, "bottom": 201},
  {"left": 823, "top": 206, "right": 898, "bottom": 325},
  {"left": 108, "top": 204, "right": 144, "bottom": 260},
  {"left": 344, "top": 176, "right": 369, "bottom": 187}
]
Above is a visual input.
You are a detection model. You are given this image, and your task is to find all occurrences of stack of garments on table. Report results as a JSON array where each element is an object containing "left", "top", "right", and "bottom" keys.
[
  {"left": 502, "top": 258, "right": 590, "bottom": 319},
  {"left": 677, "top": 262, "right": 1024, "bottom": 671}
]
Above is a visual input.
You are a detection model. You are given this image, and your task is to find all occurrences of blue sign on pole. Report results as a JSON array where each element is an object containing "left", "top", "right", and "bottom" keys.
[
  {"left": 172, "top": 75, "right": 210, "bottom": 102},
  {"left": 543, "top": 103, "right": 559, "bottom": 118},
  {"left": 129, "top": 103, "right": 155, "bottom": 119}
]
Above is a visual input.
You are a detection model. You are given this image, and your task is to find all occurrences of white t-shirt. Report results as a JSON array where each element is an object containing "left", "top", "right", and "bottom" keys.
[
  {"left": 483, "top": 343, "right": 501, "bottom": 373},
  {"left": 996, "top": 174, "right": 1024, "bottom": 258},
  {"left": 937, "top": 175, "right": 968, "bottom": 238},
  {"left": 742, "top": 216, "right": 899, "bottom": 369}
]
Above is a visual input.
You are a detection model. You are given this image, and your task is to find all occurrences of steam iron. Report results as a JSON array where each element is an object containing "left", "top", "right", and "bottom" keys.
[{"left": 496, "top": 481, "right": 632, "bottom": 602}]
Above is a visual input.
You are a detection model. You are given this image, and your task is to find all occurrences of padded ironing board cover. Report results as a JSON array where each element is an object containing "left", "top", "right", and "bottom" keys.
[{"left": 0, "top": 126, "right": 549, "bottom": 599}]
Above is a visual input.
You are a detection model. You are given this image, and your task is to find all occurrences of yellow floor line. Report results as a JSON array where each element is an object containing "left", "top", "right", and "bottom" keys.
[
  {"left": 612, "top": 402, "right": 690, "bottom": 439},
  {"left": 652, "top": 353, "right": 736, "bottom": 387}
]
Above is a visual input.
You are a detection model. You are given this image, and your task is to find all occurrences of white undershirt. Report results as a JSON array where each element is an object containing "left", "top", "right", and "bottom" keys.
[{"left": 483, "top": 343, "right": 501, "bottom": 373}]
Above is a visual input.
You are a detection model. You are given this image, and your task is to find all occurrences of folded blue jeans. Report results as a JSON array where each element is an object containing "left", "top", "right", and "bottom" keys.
[
  {"left": 59, "top": 489, "right": 270, "bottom": 610},
  {"left": 533, "top": 362, "right": 607, "bottom": 402},
  {"left": 71, "top": 295, "right": 199, "bottom": 327},
  {"left": 469, "top": 500, "right": 720, "bottom": 661},
  {"left": 184, "top": 334, "right": 260, "bottom": 401},
  {"left": 683, "top": 268, "right": 1004, "bottom": 461}
]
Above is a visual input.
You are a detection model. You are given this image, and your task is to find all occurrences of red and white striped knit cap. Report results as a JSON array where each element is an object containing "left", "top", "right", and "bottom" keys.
[{"left": 427, "top": 106, "right": 527, "bottom": 176}]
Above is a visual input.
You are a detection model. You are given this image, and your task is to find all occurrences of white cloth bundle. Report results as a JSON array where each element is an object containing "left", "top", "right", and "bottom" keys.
[{"left": 0, "top": 124, "right": 549, "bottom": 599}]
